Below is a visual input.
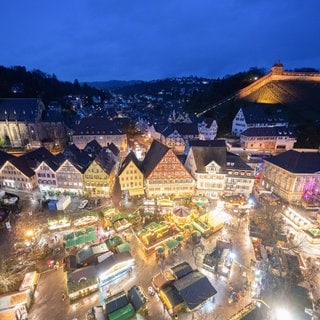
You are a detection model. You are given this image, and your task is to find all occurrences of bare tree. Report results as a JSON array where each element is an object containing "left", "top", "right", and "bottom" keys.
[{"left": 0, "top": 257, "right": 21, "bottom": 293}]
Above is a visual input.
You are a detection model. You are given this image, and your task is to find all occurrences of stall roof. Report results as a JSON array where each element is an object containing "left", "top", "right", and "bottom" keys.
[
  {"left": 117, "top": 242, "right": 131, "bottom": 253},
  {"left": 105, "top": 291, "right": 128, "bottom": 314},
  {"left": 108, "top": 303, "right": 135, "bottom": 320},
  {"left": 96, "top": 252, "right": 134, "bottom": 277},
  {"left": 67, "top": 265, "right": 96, "bottom": 283},
  {"left": 164, "top": 238, "right": 180, "bottom": 250},
  {"left": 161, "top": 286, "right": 184, "bottom": 308},
  {"left": 173, "top": 270, "right": 217, "bottom": 310},
  {"left": 127, "top": 285, "right": 147, "bottom": 311},
  {"left": 171, "top": 262, "right": 193, "bottom": 280}
]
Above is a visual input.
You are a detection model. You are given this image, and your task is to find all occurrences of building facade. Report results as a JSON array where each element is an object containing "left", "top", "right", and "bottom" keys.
[
  {"left": 0, "top": 98, "right": 45, "bottom": 148},
  {"left": 240, "top": 127, "right": 296, "bottom": 152},
  {"left": 83, "top": 158, "right": 114, "bottom": 197},
  {"left": 34, "top": 160, "right": 59, "bottom": 194},
  {"left": 118, "top": 151, "right": 144, "bottom": 197},
  {"left": 72, "top": 117, "right": 128, "bottom": 156},
  {"left": 0, "top": 158, "right": 37, "bottom": 191},
  {"left": 55, "top": 159, "right": 85, "bottom": 195},
  {"left": 184, "top": 140, "right": 226, "bottom": 199},
  {"left": 260, "top": 150, "right": 320, "bottom": 204},
  {"left": 143, "top": 140, "right": 195, "bottom": 198},
  {"left": 232, "top": 104, "right": 288, "bottom": 137}
]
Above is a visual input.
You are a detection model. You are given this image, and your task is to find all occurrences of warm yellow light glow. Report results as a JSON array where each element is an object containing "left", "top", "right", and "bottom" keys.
[
  {"left": 274, "top": 307, "right": 292, "bottom": 320},
  {"left": 26, "top": 230, "right": 34, "bottom": 237}
]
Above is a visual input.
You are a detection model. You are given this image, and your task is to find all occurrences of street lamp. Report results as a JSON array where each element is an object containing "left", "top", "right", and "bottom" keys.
[
  {"left": 25, "top": 229, "right": 34, "bottom": 238},
  {"left": 252, "top": 299, "right": 293, "bottom": 320}
]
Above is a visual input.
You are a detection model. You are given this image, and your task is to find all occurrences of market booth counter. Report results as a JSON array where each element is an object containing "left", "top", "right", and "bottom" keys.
[
  {"left": 135, "top": 221, "right": 181, "bottom": 255},
  {"left": 0, "top": 290, "right": 31, "bottom": 320}
]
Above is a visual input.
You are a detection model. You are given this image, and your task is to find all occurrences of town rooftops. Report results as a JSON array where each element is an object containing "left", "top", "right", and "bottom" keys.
[
  {"left": 73, "top": 117, "right": 123, "bottom": 135},
  {"left": 226, "top": 153, "right": 254, "bottom": 172},
  {"left": 190, "top": 141, "right": 227, "bottom": 172},
  {"left": 171, "top": 262, "right": 193, "bottom": 280},
  {"left": 142, "top": 140, "right": 170, "bottom": 178},
  {"left": 118, "top": 151, "right": 142, "bottom": 176},
  {"left": 188, "top": 139, "right": 226, "bottom": 148},
  {"left": 0, "top": 98, "right": 43, "bottom": 122},
  {"left": 173, "top": 269, "right": 217, "bottom": 310},
  {"left": 0, "top": 150, "right": 14, "bottom": 167},
  {"left": 162, "top": 123, "right": 199, "bottom": 137},
  {"left": 8, "top": 157, "right": 35, "bottom": 177},
  {"left": 241, "top": 126, "right": 295, "bottom": 137},
  {"left": 265, "top": 150, "right": 320, "bottom": 173},
  {"left": 20, "top": 147, "right": 55, "bottom": 169},
  {"left": 241, "top": 104, "right": 288, "bottom": 124}
]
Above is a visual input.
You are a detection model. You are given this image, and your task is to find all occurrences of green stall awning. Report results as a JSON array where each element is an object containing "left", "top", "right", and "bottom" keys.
[{"left": 164, "top": 238, "right": 180, "bottom": 250}]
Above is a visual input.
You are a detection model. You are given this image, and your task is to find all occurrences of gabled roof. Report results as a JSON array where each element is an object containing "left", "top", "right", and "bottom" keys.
[
  {"left": 0, "top": 150, "right": 14, "bottom": 167},
  {"left": 198, "top": 117, "right": 216, "bottom": 127},
  {"left": 76, "top": 243, "right": 108, "bottom": 264},
  {"left": 171, "top": 262, "right": 193, "bottom": 280},
  {"left": 190, "top": 142, "right": 227, "bottom": 172},
  {"left": 73, "top": 117, "right": 123, "bottom": 135},
  {"left": 174, "top": 123, "right": 199, "bottom": 135},
  {"left": 20, "top": 147, "right": 54, "bottom": 170},
  {"left": 162, "top": 125, "right": 181, "bottom": 138},
  {"left": 188, "top": 139, "right": 226, "bottom": 148},
  {"left": 106, "top": 143, "right": 120, "bottom": 157},
  {"left": 57, "top": 158, "right": 86, "bottom": 174},
  {"left": 63, "top": 144, "right": 81, "bottom": 158},
  {"left": 0, "top": 98, "right": 42, "bottom": 122},
  {"left": 73, "top": 152, "right": 93, "bottom": 173},
  {"left": 162, "top": 123, "right": 199, "bottom": 137},
  {"left": 94, "top": 153, "right": 116, "bottom": 175},
  {"left": 173, "top": 270, "right": 217, "bottom": 310},
  {"left": 161, "top": 286, "right": 184, "bottom": 307},
  {"left": 241, "top": 104, "right": 288, "bottom": 125},
  {"left": 241, "top": 126, "right": 295, "bottom": 137},
  {"left": 127, "top": 285, "right": 147, "bottom": 311},
  {"left": 7, "top": 157, "right": 35, "bottom": 177},
  {"left": 105, "top": 291, "right": 129, "bottom": 314},
  {"left": 226, "top": 153, "right": 254, "bottom": 171},
  {"left": 153, "top": 123, "right": 168, "bottom": 133},
  {"left": 95, "top": 251, "right": 134, "bottom": 275},
  {"left": 84, "top": 139, "right": 102, "bottom": 152},
  {"left": 61, "top": 146, "right": 92, "bottom": 173},
  {"left": 265, "top": 150, "right": 320, "bottom": 173},
  {"left": 68, "top": 265, "right": 96, "bottom": 283},
  {"left": 34, "top": 158, "right": 59, "bottom": 172},
  {"left": 142, "top": 140, "right": 170, "bottom": 178},
  {"left": 118, "top": 151, "right": 142, "bottom": 176}
]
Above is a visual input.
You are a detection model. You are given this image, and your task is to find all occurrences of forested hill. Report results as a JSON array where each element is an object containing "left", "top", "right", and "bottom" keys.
[{"left": 0, "top": 65, "right": 111, "bottom": 105}]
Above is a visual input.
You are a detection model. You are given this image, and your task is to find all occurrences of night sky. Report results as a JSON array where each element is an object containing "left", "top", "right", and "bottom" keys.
[{"left": 1, "top": 0, "right": 320, "bottom": 82}]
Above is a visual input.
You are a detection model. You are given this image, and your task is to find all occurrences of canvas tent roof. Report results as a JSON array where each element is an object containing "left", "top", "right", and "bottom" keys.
[
  {"left": 173, "top": 270, "right": 217, "bottom": 310},
  {"left": 127, "top": 285, "right": 147, "bottom": 311}
]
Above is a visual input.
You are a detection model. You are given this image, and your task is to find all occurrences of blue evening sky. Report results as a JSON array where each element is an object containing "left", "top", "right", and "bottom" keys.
[{"left": 1, "top": 0, "right": 320, "bottom": 82}]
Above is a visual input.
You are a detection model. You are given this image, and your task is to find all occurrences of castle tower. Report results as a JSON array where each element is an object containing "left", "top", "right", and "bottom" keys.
[{"left": 271, "top": 62, "right": 284, "bottom": 75}]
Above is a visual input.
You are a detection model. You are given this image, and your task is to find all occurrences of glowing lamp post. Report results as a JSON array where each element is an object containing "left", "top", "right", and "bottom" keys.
[{"left": 25, "top": 229, "right": 34, "bottom": 238}]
